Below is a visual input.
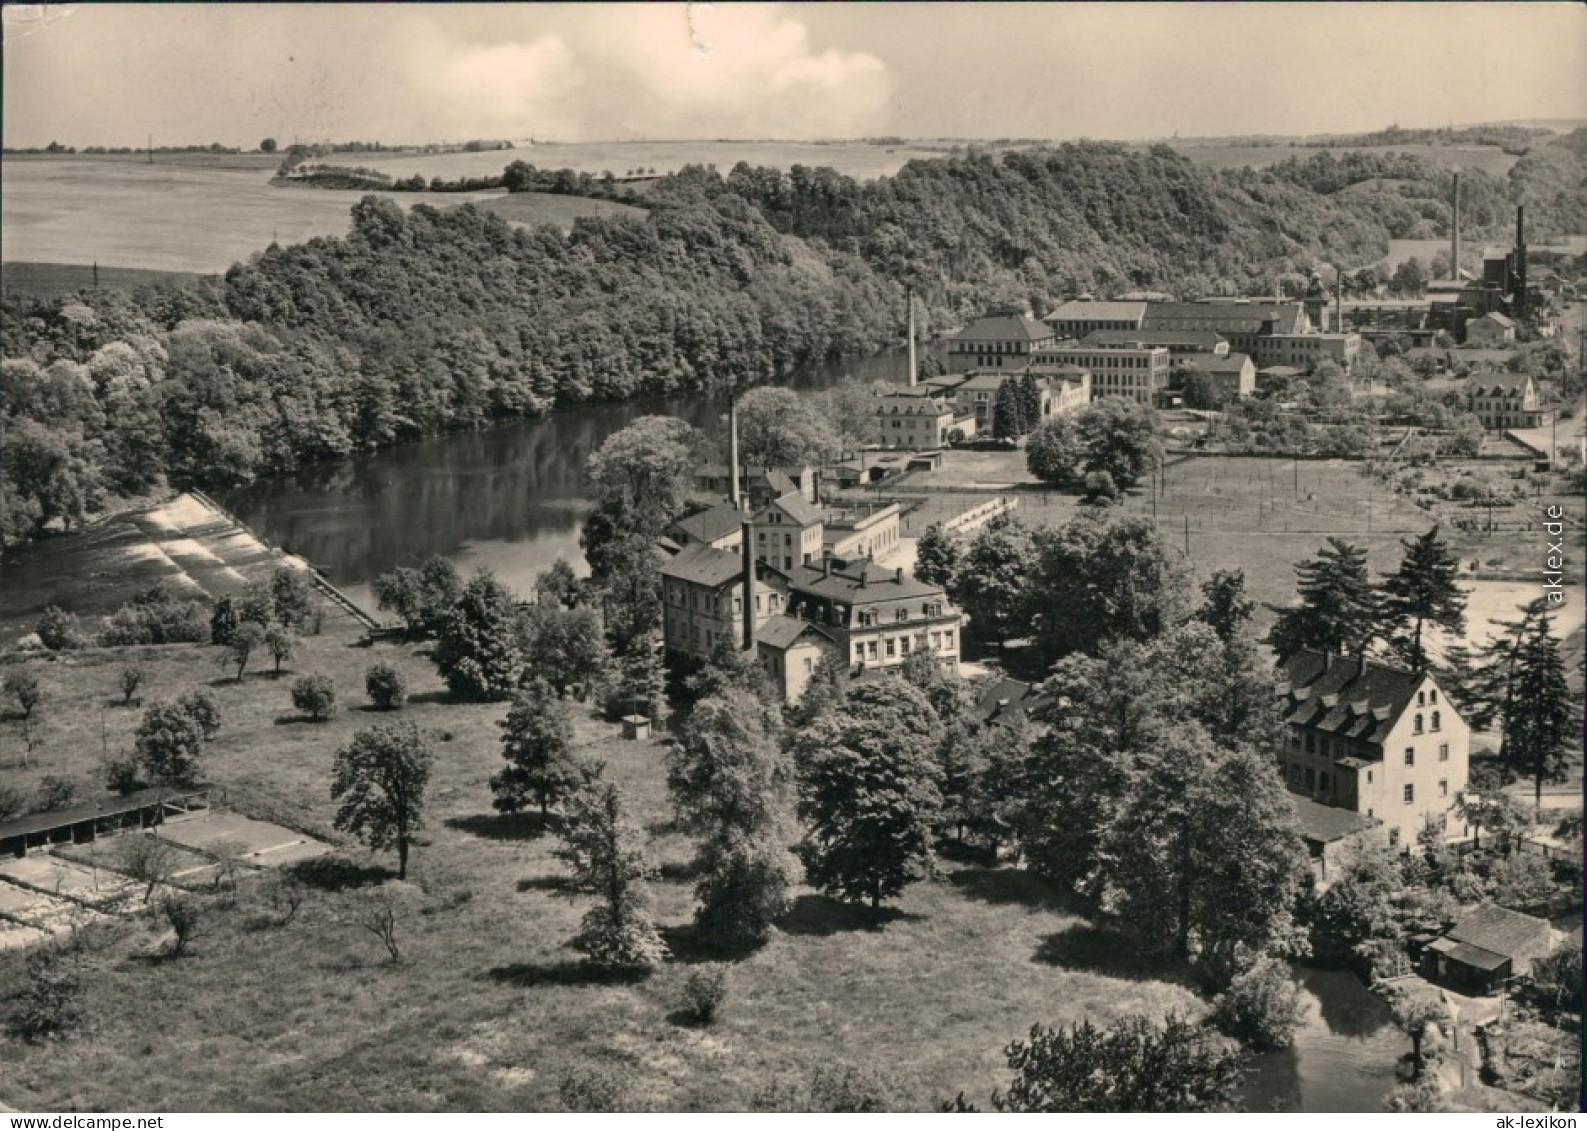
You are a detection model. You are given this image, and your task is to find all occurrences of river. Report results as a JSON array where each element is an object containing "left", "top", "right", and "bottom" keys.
[
  {"left": 219, "top": 350, "right": 912, "bottom": 613},
  {"left": 1241, "top": 966, "right": 1405, "bottom": 1112}
]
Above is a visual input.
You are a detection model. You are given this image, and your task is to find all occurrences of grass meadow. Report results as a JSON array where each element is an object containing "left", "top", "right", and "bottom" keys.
[{"left": 0, "top": 629, "right": 1206, "bottom": 1112}]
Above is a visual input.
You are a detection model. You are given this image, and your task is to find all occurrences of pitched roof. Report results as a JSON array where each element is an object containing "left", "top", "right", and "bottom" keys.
[
  {"left": 1444, "top": 903, "right": 1551, "bottom": 959},
  {"left": 1143, "top": 301, "right": 1305, "bottom": 336},
  {"left": 781, "top": 558, "right": 947, "bottom": 604},
  {"left": 1044, "top": 300, "right": 1149, "bottom": 324},
  {"left": 1183, "top": 351, "right": 1254, "bottom": 374},
  {"left": 1478, "top": 312, "right": 1516, "bottom": 328},
  {"left": 759, "top": 491, "right": 822, "bottom": 528},
  {"left": 1288, "top": 793, "right": 1378, "bottom": 844},
  {"left": 1278, "top": 649, "right": 1432, "bottom": 746},
  {"left": 669, "top": 503, "right": 744, "bottom": 545},
  {"left": 659, "top": 542, "right": 743, "bottom": 588},
  {"left": 756, "top": 615, "right": 836, "bottom": 651},
  {"left": 954, "top": 313, "right": 1057, "bottom": 343},
  {"left": 1084, "top": 329, "right": 1227, "bottom": 349},
  {"left": 1467, "top": 372, "right": 1533, "bottom": 393},
  {"left": 975, "top": 676, "right": 1035, "bottom": 723},
  {"left": 0, "top": 784, "right": 212, "bottom": 843}
]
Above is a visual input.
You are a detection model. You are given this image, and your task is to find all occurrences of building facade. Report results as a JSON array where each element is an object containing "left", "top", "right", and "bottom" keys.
[
  {"left": 1464, "top": 312, "right": 1516, "bottom": 346},
  {"left": 752, "top": 491, "right": 824, "bottom": 571},
  {"left": 946, "top": 312, "right": 1057, "bottom": 374},
  {"left": 1043, "top": 300, "right": 1148, "bottom": 339},
  {"left": 1032, "top": 344, "right": 1170, "bottom": 404},
  {"left": 1279, "top": 650, "right": 1471, "bottom": 848},
  {"left": 773, "top": 557, "right": 962, "bottom": 677},
  {"left": 1467, "top": 373, "right": 1550, "bottom": 430},
  {"left": 823, "top": 503, "right": 901, "bottom": 562},
  {"left": 876, "top": 392, "right": 958, "bottom": 448},
  {"left": 1252, "top": 332, "right": 1362, "bottom": 372}
]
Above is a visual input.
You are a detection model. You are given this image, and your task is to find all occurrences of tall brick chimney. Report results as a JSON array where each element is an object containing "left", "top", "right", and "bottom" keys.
[
  {"left": 741, "top": 518, "right": 756, "bottom": 651},
  {"left": 1450, "top": 172, "right": 1461, "bottom": 282},
  {"left": 727, "top": 393, "right": 742, "bottom": 510},
  {"left": 1514, "top": 205, "right": 1528, "bottom": 320},
  {"left": 906, "top": 285, "right": 918, "bottom": 388}
]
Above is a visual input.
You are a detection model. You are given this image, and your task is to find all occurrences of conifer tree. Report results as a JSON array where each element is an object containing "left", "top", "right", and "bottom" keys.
[
  {"left": 992, "top": 380, "right": 1024, "bottom": 440},
  {"left": 1380, "top": 526, "right": 1466, "bottom": 670},
  {"left": 555, "top": 767, "right": 668, "bottom": 969},
  {"left": 1502, "top": 611, "right": 1575, "bottom": 811},
  {"left": 1268, "top": 538, "right": 1380, "bottom": 659},
  {"left": 493, "top": 678, "right": 581, "bottom": 818},
  {"left": 1017, "top": 372, "right": 1043, "bottom": 431}
]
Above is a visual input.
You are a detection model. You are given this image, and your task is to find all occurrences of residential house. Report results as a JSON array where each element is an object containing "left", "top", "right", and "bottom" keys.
[
  {"left": 1467, "top": 373, "right": 1551, "bottom": 430},
  {"left": 772, "top": 557, "right": 962, "bottom": 676},
  {"left": 1423, "top": 904, "right": 1554, "bottom": 995},
  {"left": 1465, "top": 311, "right": 1517, "bottom": 346},
  {"left": 665, "top": 502, "right": 745, "bottom": 553},
  {"left": 946, "top": 311, "right": 1058, "bottom": 374},
  {"left": 1043, "top": 300, "right": 1148, "bottom": 339},
  {"left": 1031, "top": 343, "right": 1170, "bottom": 405},
  {"left": 1278, "top": 650, "right": 1471, "bottom": 848},
  {"left": 875, "top": 391, "right": 959, "bottom": 449},
  {"left": 752, "top": 491, "right": 824, "bottom": 571},
  {"left": 1178, "top": 351, "right": 1256, "bottom": 401},
  {"left": 755, "top": 616, "right": 838, "bottom": 703},
  {"left": 660, "top": 542, "right": 787, "bottom": 664}
]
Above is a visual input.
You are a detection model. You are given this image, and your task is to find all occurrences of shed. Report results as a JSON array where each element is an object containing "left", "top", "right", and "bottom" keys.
[
  {"left": 1423, "top": 903, "right": 1553, "bottom": 994},
  {"left": 621, "top": 715, "right": 652, "bottom": 741},
  {"left": 0, "top": 785, "right": 213, "bottom": 858}
]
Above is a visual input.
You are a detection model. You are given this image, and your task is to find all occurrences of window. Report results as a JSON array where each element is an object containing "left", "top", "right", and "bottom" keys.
[
  {"left": 1438, "top": 779, "right": 1448, "bottom": 798},
  {"left": 1431, "top": 711, "right": 1441, "bottom": 732},
  {"left": 867, "top": 641, "right": 878, "bottom": 659},
  {"left": 1413, "top": 713, "right": 1423, "bottom": 734},
  {"left": 1320, "top": 739, "right": 1330, "bottom": 759},
  {"left": 1429, "top": 689, "right": 1437, "bottom": 704},
  {"left": 944, "top": 631, "right": 954, "bottom": 649},
  {"left": 1438, "top": 743, "right": 1449, "bottom": 762},
  {"left": 1367, "top": 770, "right": 1374, "bottom": 784},
  {"left": 1389, "top": 827, "right": 1401, "bottom": 848},
  {"left": 1403, "top": 784, "right": 1415, "bottom": 805},
  {"left": 885, "top": 639, "right": 896, "bottom": 658},
  {"left": 853, "top": 644, "right": 864, "bottom": 661},
  {"left": 1304, "top": 768, "right": 1315, "bottom": 790},
  {"left": 1319, "top": 772, "right": 1330, "bottom": 793},
  {"left": 1417, "top": 690, "right": 1425, "bottom": 707},
  {"left": 901, "top": 637, "right": 912, "bottom": 654},
  {"left": 1404, "top": 747, "right": 1415, "bottom": 767},
  {"left": 1304, "top": 733, "right": 1315, "bottom": 754}
]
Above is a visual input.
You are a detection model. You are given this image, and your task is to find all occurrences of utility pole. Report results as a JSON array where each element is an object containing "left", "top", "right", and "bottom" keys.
[
  {"left": 1183, "top": 513, "right": 1190, "bottom": 557},
  {"left": 147, "top": 132, "right": 153, "bottom": 165}
]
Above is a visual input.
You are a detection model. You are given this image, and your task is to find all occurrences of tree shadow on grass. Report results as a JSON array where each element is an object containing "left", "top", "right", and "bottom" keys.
[
  {"left": 775, "top": 894, "right": 919, "bottom": 937},
  {"left": 516, "top": 874, "right": 577, "bottom": 895},
  {"left": 658, "top": 921, "right": 765, "bottom": 965},
  {"left": 484, "top": 960, "right": 651, "bottom": 988},
  {"left": 1032, "top": 924, "right": 1198, "bottom": 987},
  {"left": 407, "top": 688, "right": 457, "bottom": 706},
  {"left": 286, "top": 855, "right": 392, "bottom": 892},
  {"left": 445, "top": 812, "right": 554, "bottom": 842},
  {"left": 658, "top": 858, "right": 703, "bottom": 884},
  {"left": 947, "top": 865, "right": 1073, "bottom": 912}
]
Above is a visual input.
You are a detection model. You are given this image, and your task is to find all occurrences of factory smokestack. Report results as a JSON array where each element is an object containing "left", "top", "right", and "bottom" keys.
[
  {"left": 1450, "top": 172, "right": 1461, "bottom": 282},
  {"left": 1335, "top": 270, "right": 1342, "bottom": 333},
  {"left": 740, "top": 518, "right": 757, "bottom": 652},
  {"left": 906, "top": 285, "right": 918, "bottom": 388},
  {"left": 727, "top": 393, "right": 741, "bottom": 510},
  {"left": 1515, "top": 205, "right": 1528, "bottom": 320}
]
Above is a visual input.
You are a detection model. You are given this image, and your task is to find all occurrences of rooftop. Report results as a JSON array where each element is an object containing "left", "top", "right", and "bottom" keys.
[
  {"left": 1288, "top": 792, "right": 1378, "bottom": 844},
  {"left": 953, "top": 313, "right": 1056, "bottom": 343},
  {"left": 759, "top": 490, "right": 823, "bottom": 528},
  {"left": 0, "top": 784, "right": 212, "bottom": 843},
  {"left": 669, "top": 503, "right": 744, "bottom": 545},
  {"left": 1084, "top": 328, "right": 1227, "bottom": 349},
  {"left": 756, "top": 614, "right": 836, "bottom": 651},
  {"left": 1278, "top": 649, "right": 1432, "bottom": 746},
  {"left": 1467, "top": 372, "right": 1534, "bottom": 393},
  {"left": 1044, "top": 300, "right": 1149, "bottom": 324},
  {"left": 1183, "top": 350, "right": 1253, "bottom": 374},
  {"left": 1143, "top": 301, "right": 1306, "bottom": 336},
  {"left": 1443, "top": 903, "right": 1551, "bottom": 960},
  {"left": 659, "top": 542, "right": 744, "bottom": 588},
  {"left": 781, "top": 558, "right": 947, "bottom": 604}
]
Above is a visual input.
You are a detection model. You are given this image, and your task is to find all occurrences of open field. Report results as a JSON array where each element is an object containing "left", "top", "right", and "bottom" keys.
[
  {"left": 1154, "top": 142, "right": 1521, "bottom": 177},
  {"left": 0, "top": 630, "right": 1212, "bottom": 1112},
  {"left": 2, "top": 152, "right": 285, "bottom": 171},
  {"left": 0, "top": 160, "right": 643, "bottom": 274},
  {"left": 0, "top": 262, "right": 212, "bottom": 300},
  {"left": 354, "top": 140, "right": 949, "bottom": 183}
]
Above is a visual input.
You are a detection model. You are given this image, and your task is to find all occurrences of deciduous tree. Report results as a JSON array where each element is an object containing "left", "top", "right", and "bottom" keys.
[
  {"left": 134, "top": 701, "right": 206, "bottom": 787},
  {"left": 433, "top": 571, "right": 523, "bottom": 701},
  {"left": 912, "top": 522, "right": 961, "bottom": 588},
  {"left": 331, "top": 722, "right": 433, "bottom": 879}
]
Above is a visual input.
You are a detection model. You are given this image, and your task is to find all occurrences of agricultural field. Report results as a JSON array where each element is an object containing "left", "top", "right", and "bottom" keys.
[
  {"left": 0, "top": 629, "right": 1205, "bottom": 1112},
  {"left": 0, "top": 262, "right": 211, "bottom": 301},
  {"left": 1156, "top": 142, "right": 1522, "bottom": 177},
  {"left": 353, "top": 139, "right": 949, "bottom": 183},
  {"left": 0, "top": 159, "right": 640, "bottom": 275}
]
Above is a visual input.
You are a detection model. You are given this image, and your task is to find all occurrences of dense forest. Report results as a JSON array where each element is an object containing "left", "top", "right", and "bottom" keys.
[{"left": 4, "top": 134, "right": 1584, "bottom": 546}]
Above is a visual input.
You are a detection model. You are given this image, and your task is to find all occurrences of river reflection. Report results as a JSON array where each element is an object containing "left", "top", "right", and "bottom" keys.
[{"left": 221, "top": 351, "right": 911, "bottom": 609}]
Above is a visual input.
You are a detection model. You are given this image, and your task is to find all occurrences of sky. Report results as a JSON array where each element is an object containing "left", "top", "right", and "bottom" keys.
[{"left": 3, "top": 3, "right": 1585, "bottom": 148}]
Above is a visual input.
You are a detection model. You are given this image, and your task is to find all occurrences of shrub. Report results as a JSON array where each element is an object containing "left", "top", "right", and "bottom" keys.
[
  {"left": 259, "top": 871, "right": 308, "bottom": 927},
  {"left": 99, "top": 584, "right": 209, "bottom": 646},
  {"left": 101, "top": 751, "right": 142, "bottom": 794},
  {"left": 176, "top": 688, "right": 222, "bottom": 740},
  {"left": 809, "top": 1062, "right": 889, "bottom": 1113},
  {"left": 365, "top": 663, "right": 407, "bottom": 710},
  {"left": 11, "top": 944, "right": 82, "bottom": 1042},
  {"left": 1210, "top": 957, "right": 1305, "bottom": 1051},
  {"left": 557, "top": 1065, "right": 631, "bottom": 1113},
  {"left": 678, "top": 965, "right": 728, "bottom": 1025},
  {"left": 162, "top": 895, "right": 203, "bottom": 957},
  {"left": 32, "top": 775, "right": 79, "bottom": 813},
  {"left": 134, "top": 701, "right": 205, "bottom": 788},
  {"left": 119, "top": 665, "right": 146, "bottom": 706},
  {"left": 0, "top": 783, "right": 23, "bottom": 821},
  {"left": 4, "top": 670, "right": 42, "bottom": 720},
  {"left": 36, "top": 606, "right": 85, "bottom": 650},
  {"left": 291, "top": 675, "right": 337, "bottom": 721}
]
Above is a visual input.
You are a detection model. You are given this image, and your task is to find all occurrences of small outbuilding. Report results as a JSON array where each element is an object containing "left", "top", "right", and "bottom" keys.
[
  {"left": 1423, "top": 903, "right": 1553, "bottom": 995},
  {"left": 0, "top": 785, "right": 213, "bottom": 858}
]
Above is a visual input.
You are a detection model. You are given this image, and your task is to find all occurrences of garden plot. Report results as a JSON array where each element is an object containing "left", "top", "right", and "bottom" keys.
[
  {"left": 0, "top": 876, "right": 106, "bottom": 943},
  {"left": 156, "top": 811, "right": 332, "bottom": 869},
  {"left": 0, "top": 852, "right": 142, "bottom": 909}
]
